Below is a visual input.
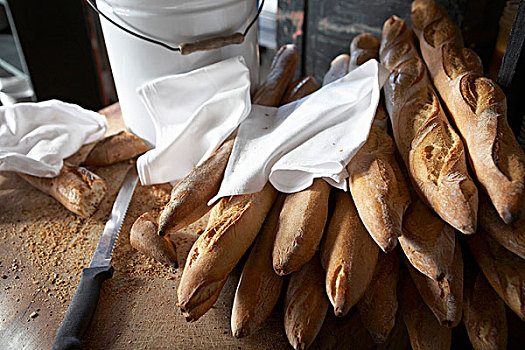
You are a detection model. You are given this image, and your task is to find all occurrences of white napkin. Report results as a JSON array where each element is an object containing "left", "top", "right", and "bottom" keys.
[
  {"left": 136, "top": 56, "right": 251, "bottom": 185},
  {"left": 210, "top": 59, "right": 389, "bottom": 203},
  {"left": 0, "top": 100, "right": 107, "bottom": 177}
]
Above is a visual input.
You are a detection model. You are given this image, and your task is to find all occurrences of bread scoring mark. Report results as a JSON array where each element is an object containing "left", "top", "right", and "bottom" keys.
[
  {"left": 380, "top": 17, "right": 414, "bottom": 69},
  {"left": 410, "top": 0, "right": 444, "bottom": 31},
  {"left": 398, "top": 88, "right": 438, "bottom": 159},
  {"left": 382, "top": 16, "right": 407, "bottom": 49},
  {"left": 423, "top": 16, "right": 457, "bottom": 48},
  {"left": 442, "top": 44, "right": 483, "bottom": 80},
  {"left": 460, "top": 75, "right": 505, "bottom": 115},
  {"left": 186, "top": 200, "right": 251, "bottom": 269}
]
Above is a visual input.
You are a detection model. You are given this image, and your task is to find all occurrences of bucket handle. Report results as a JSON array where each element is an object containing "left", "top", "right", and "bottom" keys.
[{"left": 84, "top": 0, "right": 265, "bottom": 55}]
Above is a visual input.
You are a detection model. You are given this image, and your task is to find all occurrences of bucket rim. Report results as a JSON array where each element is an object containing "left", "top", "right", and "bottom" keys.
[{"left": 97, "top": 0, "right": 252, "bottom": 15}]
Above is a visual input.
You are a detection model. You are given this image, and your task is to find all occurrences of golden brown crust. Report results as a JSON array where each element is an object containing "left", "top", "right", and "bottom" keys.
[
  {"left": 253, "top": 44, "right": 300, "bottom": 107},
  {"left": 466, "top": 231, "right": 525, "bottom": 320},
  {"left": 320, "top": 191, "right": 378, "bottom": 317},
  {"left": 463, "top": 263, "right": 508, "bottom": 350},
  {"left": 231, "top": 195, "right": 285, "bottom": 338},
  {"left": 157, "top": 45, "right": 299, "bottom": 235},
  {"left": 380, "top": 15, "right": 478, "bottom": 234},
  {"left": 478, "top": 191, "right": 525, "bottom": 259},
  {"left": 19, "top": 164, "right": 107, "bottom": 218},
  {"left": 322, "top": 54, "right": 350, "bottom": 86},
  {"left": 84, "top": 131, "right": 149, "bottom": 166},
  {"left": 129, "top": 212, "right": 178, "bottom": 267},
  {"left": 157, "top": 137, "right": 234, "bottom": 235},
  {"left": 349, "top": 142, "right": 410, "bottom": 252},
  {"left": 411, "top": 0, "right": 525, "bottom": 224},
  {"left": 442, "top": 44, "right": 483, "bottom": 80},
  {"left": 348, "top": 33, "right": 411, "bottom": 253},
  {"left": 284, "top": 255, "right": 329, "bottom": 350},
  {"left": 357, "top": 250, "right": 400, "bottom": 344},
  {"left": 272, "top": 178, "right": 330, "bottom": 276},
  {"left": 281, "top": 75, "right": 319, "bottom": 104},
  {"left": 410, "top": 0, "right": 447, "bottom": 33},
  {"left": 399, "top": 200, "right": 455, "bottom": 281},
  {"left": 406, "top": 239, "right": 463, "bottom": 327},
  {"left": 401, "top": 275, "right": 452, "bottom": 350},
  {"left": 349, "top": 33, "right": 380, "bottom": 71},
  {"left": 177, "top": 183, "right": 277, "bottom": 321}
]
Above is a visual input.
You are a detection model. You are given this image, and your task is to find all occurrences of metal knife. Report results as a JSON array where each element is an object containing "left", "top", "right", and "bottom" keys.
[{"left": 53, "top": 166, "right": 139, "bottom": 350}]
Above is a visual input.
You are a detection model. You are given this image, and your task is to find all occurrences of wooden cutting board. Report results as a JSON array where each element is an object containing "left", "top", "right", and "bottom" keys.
[{"left": 0, "top": 104, "right": 387, "bottom": 350}]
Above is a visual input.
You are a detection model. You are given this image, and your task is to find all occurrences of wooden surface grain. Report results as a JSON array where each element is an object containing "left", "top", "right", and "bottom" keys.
[{"left": 0, "top": 104, "right": 292, "bottom": 349}]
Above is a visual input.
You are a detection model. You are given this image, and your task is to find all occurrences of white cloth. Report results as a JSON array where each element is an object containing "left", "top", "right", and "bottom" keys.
[
  {"left": 210, "top": 59, "right": 389, "bottom": 204},
  {"left": 0, "top": 100, "right": 107, "bottom": 177},
  {"left": 136, "top": 56, "right": 251, "bottom": 185}
]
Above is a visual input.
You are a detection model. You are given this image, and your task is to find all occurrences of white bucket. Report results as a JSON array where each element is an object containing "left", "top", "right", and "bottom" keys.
[{"left": 96, "top": 0, "right": 260, "bottom": 145}]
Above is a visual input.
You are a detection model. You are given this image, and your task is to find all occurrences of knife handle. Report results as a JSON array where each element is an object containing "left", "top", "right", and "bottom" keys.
[{"left": 52, "top": 265, "right": 114, "bottom": 350}]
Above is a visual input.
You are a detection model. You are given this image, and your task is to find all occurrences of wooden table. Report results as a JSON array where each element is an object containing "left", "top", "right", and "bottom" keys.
[{"left": 0, "top": 104, "right": 389, "bottom": 350}]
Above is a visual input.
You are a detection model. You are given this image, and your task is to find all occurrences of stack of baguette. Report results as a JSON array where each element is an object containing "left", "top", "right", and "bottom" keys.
[{"left": 129, "top": 1, "right": 525, "bottom": 348}]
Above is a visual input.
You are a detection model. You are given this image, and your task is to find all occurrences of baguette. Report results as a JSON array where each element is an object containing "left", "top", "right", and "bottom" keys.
[
  {"left": 18, "top": 163, "right": 106, "bottom": 218},
  {"left": 177, "top": 183, "right": 277, "bottom": 321},
  {"left": 231, "top": 194, "right": 285, "bottom": 338},
  {"left": 157, "top": 136, "right": 235, "bottom": 236},
  {"left": 157, "top": 44, "right": 299, "bottom": 236},
  {"left": 463, "top": 262, "right": 508, "bottom": 350},
  {"left": 349, "top": 34, "right": 381, "bottom": 71},
  {"left": 254, "top": 44, "right": 301, "bottom": 106},
  {"left": 478, "top": 190, "right": 525, "bottom": 259},
  {"left": 399, "top": 200, "right": 455, "bottom": 281},
  {"left": 84, "top": 130, "right": 149, "bottom": 166},
  {"left": 66, "top": 131, "right": 149, "bottom": 166},
  {"left": 466, "top": 231, "right": 525, "bottom": 320},
  {"left": 406, "top": 238, "right": 463, "bottom": 327},
  {"left": 130, "top": 212, "right": 178, "bottom": 267},
  {"left": 284, "top": 255, "right": 329, "bottom": 350},
  {"left": 380, "top": 15, "right": 478, "bottom": 234},
  {"left": 347, "top": 33, "right": 411, "bottom": 252},
  {"left": 272, "top": 178, "right": 330, "bottom": 276},
  {"left": 322, "top": 54, "right": 350, "bottom": 86},
  {"left": 272, "top": 56, "right": 341, "bottom": 277},
  {"left": 281, "top": 75, "right": 319, "bottom": 104},
  {"left": 401, "top": 275, "right": 452, "bottom": 350},
  {"left": 411, "top": 0, "right": 525, "bottom": 224},
  {"left": 320, "top": 190, "right": 379, "bottom": 317},
  {"left": 357, "top": 249, "right": 400, "bottom": 344},
  {"left": 376, "top": 310, "right": 410, "bottom": 350}
]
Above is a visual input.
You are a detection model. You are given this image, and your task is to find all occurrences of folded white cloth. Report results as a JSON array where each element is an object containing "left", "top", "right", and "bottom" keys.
[
  {"left": 210, "top": 59, "right": 389, "bottom": 203},
  {"left": 0, "top": 100, "right": 107, "bottom": 177},
  {"left": 136, "top": 56, "right": 251, "bottom": 185}
]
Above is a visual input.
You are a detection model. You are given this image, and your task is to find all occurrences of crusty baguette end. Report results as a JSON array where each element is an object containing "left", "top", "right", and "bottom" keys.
[
  {"left": 19, "top": 164, "right": 107, "bottom": 218},
  {"left": 130, "top": 212, "right": 178, "bottom": 267}
]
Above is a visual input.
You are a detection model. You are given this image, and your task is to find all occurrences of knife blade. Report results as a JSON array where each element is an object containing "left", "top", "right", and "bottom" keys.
[{"left": 53, "top": 165, "right": 138, "bottom": 350}]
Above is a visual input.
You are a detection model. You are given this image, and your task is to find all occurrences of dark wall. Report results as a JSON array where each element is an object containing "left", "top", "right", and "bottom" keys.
[
  {"left": 7, "top": 0, "right": 105, "bottom": 110},
  {"left": 277, "top": 0, "right": 501, "bottom": 81}
]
